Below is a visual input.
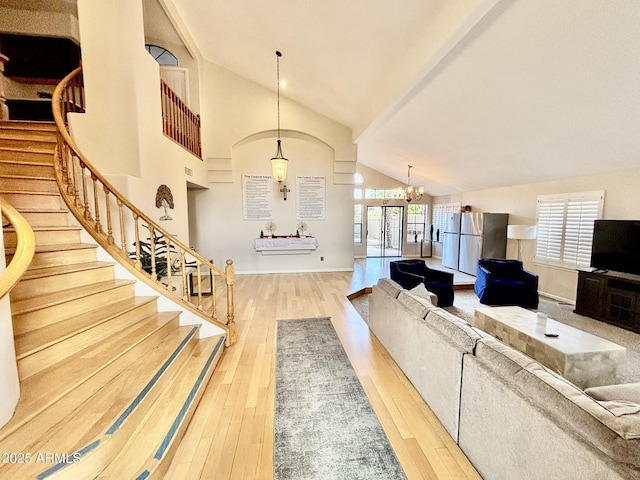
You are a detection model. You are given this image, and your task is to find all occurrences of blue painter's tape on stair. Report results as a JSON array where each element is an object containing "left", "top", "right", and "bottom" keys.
[
  {"left": 136, "top": 470, "right": 151, "bottom": 480},
  {"left": 106, "top": 326, "right": 199, "bottom": 435},
  {"left": 37, "top": 439, "right": 100, "bottom": 480},
  {"left": 154, "top": 335, "right": 225, "bottom": 460}
]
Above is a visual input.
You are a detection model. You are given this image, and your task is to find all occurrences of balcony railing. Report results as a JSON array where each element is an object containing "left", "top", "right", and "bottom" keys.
[{"left": 160, "top": 80, "right": 202, "bottom": 158}]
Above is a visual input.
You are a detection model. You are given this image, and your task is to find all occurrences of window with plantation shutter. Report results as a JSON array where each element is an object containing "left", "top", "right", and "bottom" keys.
[
  {"left": 535, "top": 191, "right": 604, "bottom": 269},
  {"left": 432, "top": 203, "right": 460, "bottom": 242}
]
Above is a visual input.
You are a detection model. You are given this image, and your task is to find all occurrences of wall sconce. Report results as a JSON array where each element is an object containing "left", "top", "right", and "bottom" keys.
[{"left": 270, "top": 51, "right": 289, "bottom": 191}]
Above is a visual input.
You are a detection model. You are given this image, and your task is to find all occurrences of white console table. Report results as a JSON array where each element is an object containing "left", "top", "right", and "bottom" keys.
[{"left": 254, "top": 237, "right": 319, "bottom": 255}]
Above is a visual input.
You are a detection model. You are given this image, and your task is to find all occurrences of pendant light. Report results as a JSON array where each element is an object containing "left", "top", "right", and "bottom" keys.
[
  {"left": 403, "top": 165, "right": 424, "bottom": 202},
  {"left": 271, "top": 51, "right": 288, "bottom": 184}
]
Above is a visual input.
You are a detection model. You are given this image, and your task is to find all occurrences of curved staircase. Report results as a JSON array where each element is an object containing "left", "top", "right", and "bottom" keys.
[{"left": 0, "top": 120, "right": 225, "bottom": 479}]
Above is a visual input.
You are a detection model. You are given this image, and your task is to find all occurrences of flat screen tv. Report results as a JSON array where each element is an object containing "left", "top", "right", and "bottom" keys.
[{"left": 590, "top": 220, "right": 640, "bottom": 276}]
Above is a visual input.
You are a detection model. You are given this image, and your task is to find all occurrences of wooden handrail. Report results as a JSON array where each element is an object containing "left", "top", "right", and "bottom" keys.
[
  {"left": 0, "top": 201, "right": 35, "bottom": 298},
  {"left": 51, "top": 67, "right": 235, "bottom": 345},
  {"left": 161, "top": 80, "right": 202, "bottom": 158}
]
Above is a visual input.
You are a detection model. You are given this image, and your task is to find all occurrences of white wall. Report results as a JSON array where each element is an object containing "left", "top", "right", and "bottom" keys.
[
  {"left": 69, "top": 0, "right": 209, "bottom": 246},
  {"left": 434, "top": 166, "right": 640, "bottom": 301},
  {"left": 189, "top": 62, "right": 356, "bottom": 273}
]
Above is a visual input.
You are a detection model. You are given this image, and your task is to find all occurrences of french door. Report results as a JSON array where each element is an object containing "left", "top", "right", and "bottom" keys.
[{"left": 366, "top": 206, "right": 404, "bottom": 257}]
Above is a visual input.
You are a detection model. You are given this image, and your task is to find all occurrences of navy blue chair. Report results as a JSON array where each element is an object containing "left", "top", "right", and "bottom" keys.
[
  {"left": 389, "top": 259, "right": 454, "bottom": 307},
  {"left": 474, "top": 258, "right": 539, "bottom": 309}
]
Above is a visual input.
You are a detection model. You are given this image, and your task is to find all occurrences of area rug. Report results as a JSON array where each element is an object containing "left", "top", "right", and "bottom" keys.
[{"left": 275, "top": 317, "right": 407, "bottom": 480}]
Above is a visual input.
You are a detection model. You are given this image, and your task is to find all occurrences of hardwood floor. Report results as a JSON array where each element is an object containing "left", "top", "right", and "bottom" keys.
[{"left": 165, "top": 259, "right": 482, "bottom": 480}]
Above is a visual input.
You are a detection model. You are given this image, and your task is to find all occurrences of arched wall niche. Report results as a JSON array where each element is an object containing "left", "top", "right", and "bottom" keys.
[{"left": 233, "top": 129, "right": 335, "bottom": 161}]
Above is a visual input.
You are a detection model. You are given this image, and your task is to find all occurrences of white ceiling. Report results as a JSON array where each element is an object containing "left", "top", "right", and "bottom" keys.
[{"left": 163, "top": 0, "right": 640, "bottom": 196}]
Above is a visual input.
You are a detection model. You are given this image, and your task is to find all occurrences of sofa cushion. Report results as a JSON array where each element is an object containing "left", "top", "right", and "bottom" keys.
[
  {"left": 376, "top": 277, "right": 403, "bottom": 299},
  {"left": 424, "top": 309, "right": 481, "bottom": 353},
  {"left": 474, "top": 337, "right": 640, "bottom": 467},
  {"left": 397, "top": 291, "right": 436, "bottom": 319},
  {"left": 409, "top": 283, "right": 437, "bottom": 304},
  {"left": 586, "top": 383, "right": 640, "bottom": 405}
]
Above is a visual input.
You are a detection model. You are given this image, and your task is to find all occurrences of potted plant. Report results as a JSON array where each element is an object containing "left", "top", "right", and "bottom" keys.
[{"left": 129, "top": 228, "right": 176, "bottom": 280}]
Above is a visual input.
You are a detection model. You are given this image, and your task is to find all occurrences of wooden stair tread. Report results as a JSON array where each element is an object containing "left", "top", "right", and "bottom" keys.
[
  {"left": 20, "top": 260, "right": 114, "bottom": 280},
  {"left": 0, "top": 312, "right": 181, "bottom": 441},
  {"left": 5, "top": 242, "right": 96, "bottom": 255},
  {"left": 14, "top": 295, "right": 158, "bottom": 359},
  {"left": 11, "top": 279, "right": 135, "bottom": 316},
  {"left": 1, "top": 326, "right": 203, "bottom": 479},
  {"left": 0, "top": 131, "right": 56, "bottom": 140},
  {"left": 0, "top": 120, "right": 56, "bottom": 131},
  {"left": 0, "top": 173, "right": 56, "bottom": 180},
  {"left": 8, "top": 206, "right": 68, "bottom": 214},
  {"left": 0, "top": 188, "right": 61, "bottom": 195},
  {"left": 0, "top": 154, "right": 54, "bottom": 165},
  {"left": 0, "top": 143, "right": 55, "bottom": 154},
  {"left": 4, "top": 224, "right": 80, "bottom": 235},
  {"left": 95, "top": 335, "right": 225, "bottom": 479},
  {"left": 0, "top": 319, "right": 193, "bottom": 462}
]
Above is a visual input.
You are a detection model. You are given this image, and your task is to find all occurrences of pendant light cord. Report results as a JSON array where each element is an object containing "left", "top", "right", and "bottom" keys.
[{"left": 276, "top": 50, "right": 282, "bottom": 141}]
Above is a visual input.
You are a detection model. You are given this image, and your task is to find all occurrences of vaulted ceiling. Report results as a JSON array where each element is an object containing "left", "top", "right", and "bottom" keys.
[{"left": 161, "top": 0, "right": 640, "bottom": 195}]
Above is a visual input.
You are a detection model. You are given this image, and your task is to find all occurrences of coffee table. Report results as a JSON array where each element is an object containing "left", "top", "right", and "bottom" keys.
[{"left": 474, "top": 306, "right": 626, "bottom": 388}]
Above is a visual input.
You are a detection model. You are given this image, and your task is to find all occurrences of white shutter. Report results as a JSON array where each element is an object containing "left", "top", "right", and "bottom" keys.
[
  {"left": 562, "top": 195, "right": 602, "bottom": 267},
  {"left": 535, "top": 197, "right": 565, "bottom": 264},
  {"left": 535, "top": 191, "right": 604, "bottom": 268},
  {"left": 433, "top": 203, "right": 460, "bottom": 240}
]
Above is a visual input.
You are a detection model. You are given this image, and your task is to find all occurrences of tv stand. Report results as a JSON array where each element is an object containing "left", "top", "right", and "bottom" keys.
[{"left": 575, "top": 269, "right": 640, "bottom": 333}]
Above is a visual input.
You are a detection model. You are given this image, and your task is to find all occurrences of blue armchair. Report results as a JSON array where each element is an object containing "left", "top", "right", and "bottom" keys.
[
  {"left": 474, "top": 258, "right": 539, "bottom": 309},
  {"left": 390, "top": 259, "right": 454, "bottom": 307}
]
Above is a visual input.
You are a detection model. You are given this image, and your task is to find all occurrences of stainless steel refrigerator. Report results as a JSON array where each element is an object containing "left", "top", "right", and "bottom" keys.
[
  {"left": 442, "top": 213, "right": 461, "bottom": 270},
  {"left": 459, "top": 212, "right": 509, "bottom": 275}
]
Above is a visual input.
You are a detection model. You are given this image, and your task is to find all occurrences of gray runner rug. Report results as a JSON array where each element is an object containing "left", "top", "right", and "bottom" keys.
[{"left": 275, "top": 317, "right": 407, "bottom": 480}]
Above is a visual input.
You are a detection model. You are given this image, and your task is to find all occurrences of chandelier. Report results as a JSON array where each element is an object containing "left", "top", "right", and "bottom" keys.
[
  {"left": 270, "top": 51, "right": 288, "bottom": 186},
  {"left": 400, "top": 165, "right": 424, "bottom": 202}
]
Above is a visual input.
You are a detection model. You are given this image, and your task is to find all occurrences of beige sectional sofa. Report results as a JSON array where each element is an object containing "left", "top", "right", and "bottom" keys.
[{"left": 368, "top": 277, "right": 640, "bottom": 480}]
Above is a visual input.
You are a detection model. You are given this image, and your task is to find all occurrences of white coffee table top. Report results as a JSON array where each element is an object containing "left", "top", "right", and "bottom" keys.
[
  {"left": 475, "top": 306, "right": 625, "bottom": 355},
  {"left": 474, "top": 306, "right": 626, "bottom": 388}
]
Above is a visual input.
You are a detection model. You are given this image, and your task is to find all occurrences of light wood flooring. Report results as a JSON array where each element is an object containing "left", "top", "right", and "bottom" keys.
[{"left": 165, "top": 258, "right": 482, "bottom": 479}]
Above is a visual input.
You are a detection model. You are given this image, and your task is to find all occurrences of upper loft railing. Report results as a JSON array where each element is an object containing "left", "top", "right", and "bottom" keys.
[
  {"left": 0, "top": 201, "right": 35, "bottom": 299},
  {"left": 52, "top": 67, "right": 235, "bottom": 345},
  {"left": 161, "top": 80, "right": 202, "bottom": 158}
]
